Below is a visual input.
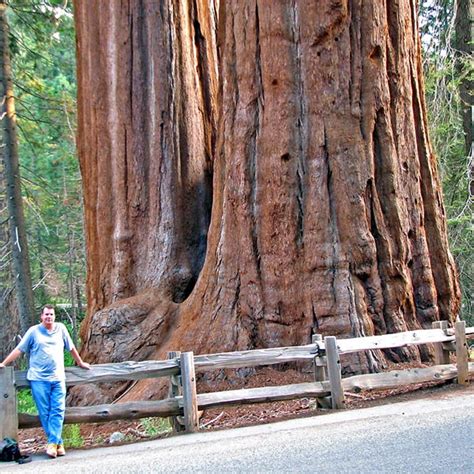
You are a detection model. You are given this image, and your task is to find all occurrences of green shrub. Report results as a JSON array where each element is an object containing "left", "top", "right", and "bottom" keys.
[
  {"left": 139, "top": 417, "right": 172, "bottom": 436},
  {"left": 62, "top": 424, "right": 84, "bottom": 448},
  {"left": 17, "top": 389, "right": 37, "bottom": 414}
]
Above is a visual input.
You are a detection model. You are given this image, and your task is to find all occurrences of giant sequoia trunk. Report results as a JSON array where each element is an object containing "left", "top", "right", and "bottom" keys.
[
  {"left": 74, "top": 0, "right": 460, "bottom": 402},
  {"left": 75, "top": 0, "right": 218, "bottom": 359}
]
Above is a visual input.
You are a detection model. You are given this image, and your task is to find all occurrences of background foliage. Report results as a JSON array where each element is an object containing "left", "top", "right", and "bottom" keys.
[
  {"left": 7, "top": 0, "right": 85, "bottom": 329},
  {"left": 420, "top": 0, "right": 473, "bottom": 325}
]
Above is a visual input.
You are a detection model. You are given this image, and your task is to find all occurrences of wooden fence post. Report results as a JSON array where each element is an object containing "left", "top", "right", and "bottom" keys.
[
  {"left": 180, "top": 351, "right": 199, "bottom": 433},
  {"left": 312, "top": 334, "right": 326, "bottom": 381},
  {"left": 324, "top": 336, "right": 345, "bottom": 409},
  {"left": 432, "top": 321, "right": 450, "bottom": 365},
  {"left": 455, "top": 321, "right": 468, "bottom": 385},
  {"left": 167, "top": 351, "right": 184, "bottom": 432},
  {"left": 0, "top": 367, "right": 18, "bottom": 440},
  {"left": 312, "top": 334, "right": 330, "bottom": 408}
]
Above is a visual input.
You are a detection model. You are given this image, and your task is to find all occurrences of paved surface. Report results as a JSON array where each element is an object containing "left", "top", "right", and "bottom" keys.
[{"left": 1, "top": 389, "right": 473, "bottom": 473}]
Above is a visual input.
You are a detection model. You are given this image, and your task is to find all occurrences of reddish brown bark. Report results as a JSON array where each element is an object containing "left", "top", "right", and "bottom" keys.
[
  {"left": 75, "top": 0, "right": 218, "bottom": 362},
  {"left": 73, "top": 0, "right": 460, "bottom": 403}
]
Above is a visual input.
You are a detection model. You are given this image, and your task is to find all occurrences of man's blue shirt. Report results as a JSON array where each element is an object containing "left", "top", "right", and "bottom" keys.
[{"left": 16, "top": 323, "right": 74, "bottom": 381}]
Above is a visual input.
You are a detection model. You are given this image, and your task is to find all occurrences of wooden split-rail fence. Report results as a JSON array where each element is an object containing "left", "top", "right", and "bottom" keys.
[{"left": 1, "top": 320, "right": 473, "bottom": 439}]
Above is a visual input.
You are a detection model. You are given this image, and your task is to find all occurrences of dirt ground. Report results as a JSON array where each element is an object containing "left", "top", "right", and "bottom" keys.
[{"left": 16, "top": 364, "right": 473, "bottom": 456}]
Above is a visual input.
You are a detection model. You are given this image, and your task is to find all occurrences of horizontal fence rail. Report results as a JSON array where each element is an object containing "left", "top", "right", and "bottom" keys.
[
  {"left": 19, "top": 398, "right": 181, "bottom": 428},
  {"left": 336, "top": 328, "right": 464, "bottom": 354},
  {"left": 14, "top": 359, "right": 180, "bottom": 389},
  {"left": 1, "top": 322, "right": 472, "bottom": 438}
]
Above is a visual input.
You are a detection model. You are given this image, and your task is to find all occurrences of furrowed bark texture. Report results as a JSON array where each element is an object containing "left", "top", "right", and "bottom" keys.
[
  {"left": 175, "top": 0, "right": 460, "bottom": 363},
  {"left": 0, "top": 97, "right": 18, "bottom": 360},
  {"left": 75, "top": 0, "right": 218, "bottom": 365},
  {"left": 74, "top": 0, "right": 460, "bottom": 402}
]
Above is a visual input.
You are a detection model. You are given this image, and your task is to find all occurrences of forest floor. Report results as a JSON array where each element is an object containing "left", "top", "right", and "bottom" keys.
[{"left": 17, "top": 363, "right": 472, "bottom": 456}]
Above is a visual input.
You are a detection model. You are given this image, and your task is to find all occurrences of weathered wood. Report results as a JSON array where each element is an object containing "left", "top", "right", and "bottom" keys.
[
  {"left": 19, "top": 398, "right": 181, "bottom": 429},
  {"left": 168, "top": 351, "right": 184, "bottom": 432},
  {"left": 14, "top": 345, "right": 322, "bottom": 388},
  {"left": 180, "top": 352, "right": 199, "bottom": 433},
  {"left": 18, "top": 363, "right": 474, "bottom": 429},
  {"left": 194, "top": 344, "right": 322, "bottom": 369},
  {"left": 197, "top": 382, "right": 331, "bottom": 409},
  {"left": 447, "top": 326, "right": 474, "bottom": 336},
  {"left": 314, "top": 356, "right": 328, "bottom": 367},
  {"left": 193, "top": 328, "right": 469, "bottom": 370},
  {"left": 0, "top": 367, "right": 17, "bottom": 439},
  {"left": 312, "top": 334, "right": 330, "bottom": 409},
  {"left": 15, "top": 359, "right": 180, "bottom": 389},
  {"left": 312, "top": 334, "right": 326, "bottom": 381},
  {"left": 168, "top": 352, "right": 182, "bottom": 396},
  {"left": 325, "top": 336, "right": 344, "bottom": 409},
  {"left": 432, "top": 321, "right": 451, "bottom": 365},
  {"left": 442, "top": 341, "right": 457, "bottom": 351},
  {"left": 455, "top": 321, "right": 469, "bottom": 385},
  {"left": 342, "top": 363, "right": 473, "bottom": 392},
  {"left": 199, "top": 363, "right": 473, "bottom": 408},
  {"left": 335, "top": 329, "right": 456, "bottom": 354}
]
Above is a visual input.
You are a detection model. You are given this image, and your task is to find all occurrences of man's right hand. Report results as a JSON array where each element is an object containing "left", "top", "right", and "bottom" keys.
[{"left": 0, "top": 349, "right": 21, "bottom": 368}]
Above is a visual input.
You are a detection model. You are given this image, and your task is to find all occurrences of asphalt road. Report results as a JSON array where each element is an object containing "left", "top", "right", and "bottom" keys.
[{"left": 1, "top": 389, "right": 473, "bottom": 473}]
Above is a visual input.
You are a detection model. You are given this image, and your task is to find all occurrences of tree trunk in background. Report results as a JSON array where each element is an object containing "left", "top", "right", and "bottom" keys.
[
  {"left": 0, "top": 159, "right": 19, "bottom": 359},
  {"left": 454, "top": 0, "right": 473, "bottom": 192},
  {"left": 0, "top": 285, "right": 19, "bottom": 359},
  {"left": 73, "top": 0, "right": 460, "bottom": 403},
  {"left": 0, "top": 0, "right": 34, "bottom": 336},
  {"left": 0, "top": 288, "right": 18, "bottom": 361}
]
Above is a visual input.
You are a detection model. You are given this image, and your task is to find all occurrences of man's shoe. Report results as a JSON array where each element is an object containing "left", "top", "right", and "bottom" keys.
[
  {"left": 46, "top": 443, "right": 57, "bottom": 458},
  {"left": 56, "top": 444, "right": 66, "bottom": 456}
]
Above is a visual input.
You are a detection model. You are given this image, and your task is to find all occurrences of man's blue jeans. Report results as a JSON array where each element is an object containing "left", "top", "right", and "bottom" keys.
[{"left": 30, "top": 380, "right": 66, "bottom": 445}]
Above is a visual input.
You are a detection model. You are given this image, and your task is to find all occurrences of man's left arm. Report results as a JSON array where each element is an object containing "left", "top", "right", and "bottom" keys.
[
  {"left": 70, "top": 347, "right": 91, "bottom": 369},
  {"left": 60, "top": 323, "right": 90, "bottom": 369}
]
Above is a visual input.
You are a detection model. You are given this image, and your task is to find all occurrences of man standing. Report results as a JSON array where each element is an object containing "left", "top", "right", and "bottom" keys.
[{"left": 0, "top": 305, "right": 90, "bottom": 458}]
